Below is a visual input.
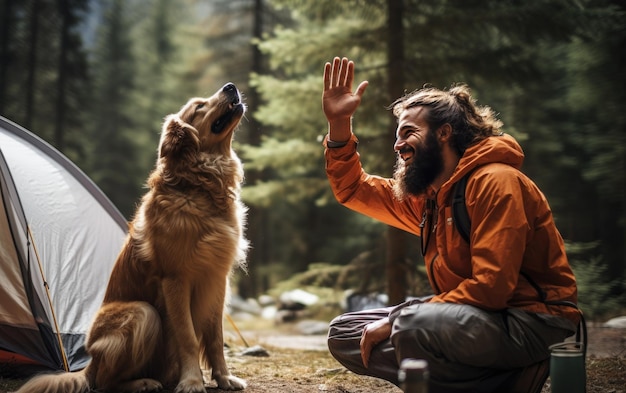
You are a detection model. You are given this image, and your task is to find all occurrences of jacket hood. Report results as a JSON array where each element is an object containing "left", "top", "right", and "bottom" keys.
[{"left": 443, "top": 133, "right": 525, "bottom": 192}]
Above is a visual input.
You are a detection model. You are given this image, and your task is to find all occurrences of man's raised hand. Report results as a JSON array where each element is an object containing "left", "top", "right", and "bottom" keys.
[{"left": 322, "top": 57, "right": 368, "bottom": 141}]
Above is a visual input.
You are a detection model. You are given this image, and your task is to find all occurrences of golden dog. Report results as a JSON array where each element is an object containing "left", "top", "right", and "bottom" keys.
[{"left": 16, "top": 83, "right": 248, "bottom": 393}]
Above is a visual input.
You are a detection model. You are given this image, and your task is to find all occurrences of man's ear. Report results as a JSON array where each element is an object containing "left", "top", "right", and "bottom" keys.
[
  {"left": 159, "top": 115, "right": 199, "bottom": 158},
  {"left": 437, "top": 123, "right": 452, "bottom": 142}
]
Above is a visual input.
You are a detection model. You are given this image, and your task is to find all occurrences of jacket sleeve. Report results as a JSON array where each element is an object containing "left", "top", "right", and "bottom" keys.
[
  {"left": 324, "top": 134, "right": 424, "bottom": 236},
  {"left": 429, "top": 166, "right": 529, "bottom": 310}
]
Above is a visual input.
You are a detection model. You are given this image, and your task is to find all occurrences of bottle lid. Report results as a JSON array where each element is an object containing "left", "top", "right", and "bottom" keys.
[{"left": 398, "top": 358, "right": 429, "bottom": 382}]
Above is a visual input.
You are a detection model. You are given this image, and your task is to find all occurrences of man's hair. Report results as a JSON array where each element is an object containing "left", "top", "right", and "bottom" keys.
[{"left": 391, "top": 84, "right": 503, "bottom": 156}]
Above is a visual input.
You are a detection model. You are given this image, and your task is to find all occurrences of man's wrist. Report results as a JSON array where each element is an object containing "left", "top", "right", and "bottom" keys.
[
  {"left": 327, "top": 117, "right": 352, "bottom": 142},
  {"left": 326, "top": 138, "right": 349, "bottom": 148}
]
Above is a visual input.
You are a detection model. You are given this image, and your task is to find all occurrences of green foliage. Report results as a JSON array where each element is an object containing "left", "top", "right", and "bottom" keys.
[
  {"left": 0, "top": 0, "right": 91, "bottom": 162},
  {"left": 242, "top": 177, "right": 327, "bottom": 207},
  {"left": 1, "top": 0, "right": 252, "bottom": 218},
  {"left": 570, "top": 256, "right": 626, "bottom": 320},
  {"left": 129, "top": 0, "right": 190, "bottom": 173},
  {"left": 250, "top": 75, "right": 323, "bottom": 136},
  {"left": 85, "top": 0, "right": 142, "bottom": 218},
  {"left": 1, "top": 0, "right": 623, "bottom": 297},
  {"left": 246, "top": 0, "right": 626, "bottom": 296},
  {"left": 268, "top": 262, "right": 345, "bottom": 291},
  {"left": 566, "top": 241, "right": 626, "bottom": 320},
  {"left": 241, "top": 137, "right": 321, "bottom": 174},
  {"left": 567, "top": 36, "right": 626, "bottom": 204}
]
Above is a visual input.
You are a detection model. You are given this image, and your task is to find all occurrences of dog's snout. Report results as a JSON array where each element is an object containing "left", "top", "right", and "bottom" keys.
[{"left": 221, "top": 83, "right": 240, "bottom": 105}]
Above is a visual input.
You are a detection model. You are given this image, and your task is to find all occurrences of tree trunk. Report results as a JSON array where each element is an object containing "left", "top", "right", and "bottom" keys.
[
  {"left": 385, "top": 0, "right": 409, "bottom": 306},
  {"left": 238, "top": 0, "right": 267, "bottom": 298},
  {"left": 55, "top": 0, "right": 69, "bottom": 150},
  {"left": 0, "top": 0, "right": 14, "bottom": 114},
  {"left": 25, "top": 0, "right": 41, "bottom": 129}
]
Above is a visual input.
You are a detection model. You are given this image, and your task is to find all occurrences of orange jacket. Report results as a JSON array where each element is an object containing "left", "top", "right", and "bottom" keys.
[{"left": 325, "top": 133, "right": 580, "bottom": 325}]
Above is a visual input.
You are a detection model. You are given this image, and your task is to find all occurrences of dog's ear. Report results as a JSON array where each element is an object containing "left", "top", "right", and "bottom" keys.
[{"left": 159, "top": 115, "right": 200, "bottom": 158}]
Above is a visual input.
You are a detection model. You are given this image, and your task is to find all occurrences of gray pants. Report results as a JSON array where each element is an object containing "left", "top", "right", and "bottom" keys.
[{"left": 327, "top": 300, "right": 576, "bottom": 392}]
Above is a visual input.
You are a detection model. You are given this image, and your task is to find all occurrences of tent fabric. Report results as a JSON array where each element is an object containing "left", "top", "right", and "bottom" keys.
[{"left": 0, "top": 116, "right": 127, "bottom": 373}]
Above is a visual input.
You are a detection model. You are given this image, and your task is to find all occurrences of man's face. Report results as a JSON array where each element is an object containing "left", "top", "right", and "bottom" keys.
[{"left": 392, "top": 106, "right": 444, "bottom": 199}]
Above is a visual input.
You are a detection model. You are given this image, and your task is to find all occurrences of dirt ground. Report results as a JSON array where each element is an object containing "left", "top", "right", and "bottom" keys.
[
  {"left": 0, "top": 324, "right": 623, "bottom": 393},
  {"left": 225, "top": 324, "right": 623, "bottom": 393}
]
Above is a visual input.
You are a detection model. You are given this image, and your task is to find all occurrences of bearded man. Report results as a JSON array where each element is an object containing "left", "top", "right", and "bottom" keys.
[{"left": 322, "top": 57, "right": 581, "bottom": 393}]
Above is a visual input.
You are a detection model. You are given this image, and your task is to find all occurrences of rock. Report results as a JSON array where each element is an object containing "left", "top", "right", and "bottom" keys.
[
  {"left": 345, "top": 292, "right": 388, "bottom": 312},
  {"left": 603, "top": 316, "right": 626, "bottom": 328},
  {"left": 239, "top": 344, "right": 270, "bottom": 357},
  {"left": 279, "top": 289, "right": 319, "bottom": 310},
  {"left": 258, "top": 294, "right": 276, "bottom": 306},
  {"left": 296, "top": 320, "right": 329, "bottom": 335},
  {"left": 275, "top": 309, "right": 303, "bottom": 323},
  {"left": 261, "top": 305, "right": 278, "bottom": 320},
  {"left": 229, "top": 311, "right": 256, "bottom": 321},
  {"left": 228, "top": 295, "right": 262, "bottom": 315}
]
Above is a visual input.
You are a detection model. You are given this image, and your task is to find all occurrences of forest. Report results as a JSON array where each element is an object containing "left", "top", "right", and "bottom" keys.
[{"left": 0, "top": 0, "right": 624, "bottom": 319}]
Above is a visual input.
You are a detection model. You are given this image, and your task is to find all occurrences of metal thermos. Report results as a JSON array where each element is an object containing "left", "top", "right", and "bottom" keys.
[
  {"left": 398, "top": 358, "right": 429, "bottom": 393},
  {"left": 549, "top": 342, "right": 586, "bottom": 393}
]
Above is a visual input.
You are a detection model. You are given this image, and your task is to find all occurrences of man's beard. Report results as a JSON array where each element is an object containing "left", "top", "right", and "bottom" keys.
[{"left": 393, "top": 129, "right": 444, "bottom": 200}]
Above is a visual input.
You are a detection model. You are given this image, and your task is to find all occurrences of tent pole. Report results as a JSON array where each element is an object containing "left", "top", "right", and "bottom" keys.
[
  {"left": 28, "top": 225, "right": 70, "bottom": 372},
  {"left": 225, "top": 313, "right": 249, "bottom": 348}
]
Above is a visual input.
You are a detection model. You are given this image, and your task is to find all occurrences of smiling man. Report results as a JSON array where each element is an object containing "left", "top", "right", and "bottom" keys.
[{"left": 322, "top": 57, "right": 581, "bottom": 392}]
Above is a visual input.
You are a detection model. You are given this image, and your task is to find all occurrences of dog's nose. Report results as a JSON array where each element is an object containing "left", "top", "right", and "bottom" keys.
[
  {"left": 222, "top": 83, "right": 236, "bottom": 93},
  {"left": 222, "top": 83, "right": 240, "bottom": 105}
]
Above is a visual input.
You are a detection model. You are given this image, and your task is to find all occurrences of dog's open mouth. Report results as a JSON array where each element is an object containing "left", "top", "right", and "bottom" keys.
[{"left": 211, "top": 83, "right": 245, "bottom": 134}]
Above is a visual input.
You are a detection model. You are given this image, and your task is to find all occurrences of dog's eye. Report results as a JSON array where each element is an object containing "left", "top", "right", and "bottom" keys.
[{"left": 195, "top": 103, "right": 205, "bottom": 111}]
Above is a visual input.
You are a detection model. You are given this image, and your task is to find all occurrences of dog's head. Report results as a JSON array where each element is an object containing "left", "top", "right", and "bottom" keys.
[{"left": 159, "top": 83, "right": 245, "bottom": 159}]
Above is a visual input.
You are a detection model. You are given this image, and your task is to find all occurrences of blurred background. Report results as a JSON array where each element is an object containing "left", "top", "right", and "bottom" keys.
[{"left": 0, "top": 0, "right": 624, "bottom": 320}]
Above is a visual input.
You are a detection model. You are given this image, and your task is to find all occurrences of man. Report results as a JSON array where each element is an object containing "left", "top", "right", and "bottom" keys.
[{"left": 322, "top": 57, "right": 580, "bottom": 392}]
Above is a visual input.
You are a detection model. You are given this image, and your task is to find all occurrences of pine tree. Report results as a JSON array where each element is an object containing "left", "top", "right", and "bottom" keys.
[
  {"left": 0, "top": 0, "right": 91, "bottom": 164},
  {"left": 248, "top": 0, "right": 623, "bottom": 298},
  {"left": 87, "top": 0, "right": 143, "bottom": 218}
]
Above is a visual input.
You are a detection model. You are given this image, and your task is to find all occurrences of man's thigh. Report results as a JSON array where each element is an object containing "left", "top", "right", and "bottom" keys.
[{"left": 391, "top": 302, "right": 568, "bottom": 370}]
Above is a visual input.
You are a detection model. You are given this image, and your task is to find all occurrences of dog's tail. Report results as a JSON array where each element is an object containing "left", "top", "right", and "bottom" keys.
[{"left": 14, "top": 369, "right": 89, "bottom": 393}]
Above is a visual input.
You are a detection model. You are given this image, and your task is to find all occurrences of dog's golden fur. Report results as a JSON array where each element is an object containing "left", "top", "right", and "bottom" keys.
[{"left": 16, "top": 83, "right": 248, "bottom": 393}]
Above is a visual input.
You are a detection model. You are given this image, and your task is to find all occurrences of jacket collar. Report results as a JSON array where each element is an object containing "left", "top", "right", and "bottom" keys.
[{"left": 436, "top": 133, "right": 525, "bottom": 200}]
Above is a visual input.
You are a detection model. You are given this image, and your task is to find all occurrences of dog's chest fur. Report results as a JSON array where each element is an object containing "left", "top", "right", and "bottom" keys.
[{"left": 131, "top": 153, "right": 247, "bottom": 277}]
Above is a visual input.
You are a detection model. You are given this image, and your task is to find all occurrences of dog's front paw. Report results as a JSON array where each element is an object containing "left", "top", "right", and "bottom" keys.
[
  {"left": 174, "top": 378, "right": 205, "bottom": 393},
  {"left": 215, "top": 374, "right": 247, "bottom": 391}
]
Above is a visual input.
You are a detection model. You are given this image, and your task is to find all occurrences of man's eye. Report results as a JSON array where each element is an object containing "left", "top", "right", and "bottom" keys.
[{"left": 406, "top": 130, "right": 418, "bottom": 138}]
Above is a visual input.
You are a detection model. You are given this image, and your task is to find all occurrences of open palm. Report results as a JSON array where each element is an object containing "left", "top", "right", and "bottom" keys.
[{"left": 323, "top": 57, "right": 368, "bottom": 123}]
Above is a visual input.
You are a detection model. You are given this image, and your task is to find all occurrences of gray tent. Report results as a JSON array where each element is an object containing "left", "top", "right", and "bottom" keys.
[{"left": 0, "top": 116, "right": 127, "bottom": 374}]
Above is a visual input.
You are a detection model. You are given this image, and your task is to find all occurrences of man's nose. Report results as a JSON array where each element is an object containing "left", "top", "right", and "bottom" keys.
[{"left": 393, "top": 138, "right": 405, "bottom": 152}]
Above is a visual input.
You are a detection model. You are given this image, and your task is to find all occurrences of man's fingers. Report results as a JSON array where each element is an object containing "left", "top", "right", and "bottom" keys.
[
  {"left": 324, "top": 57, "right": 367, "bottom": 105},
  {"left": 360, "top": 338, "right": 371, "bottom": 368},
  {"left": 327, "top": 57, "right": 364, "bottom": 92},
  {"left": 360, "top": 327, "right": 375, "bottom": 368},
  {"left": 331, "top": 57, "right": 341, "bottom": 87},
  {"left": 323, "top": 62, "right": 331, "bottom": 91},
  {"left": 345, "top": 60, "right": 354, "bottom": 89},
  {"left": 355, "top": 80, "right": 369, "bottom": 98},
  {"left": 338, "top": 57, "right": 349, "bottom": 87}
]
